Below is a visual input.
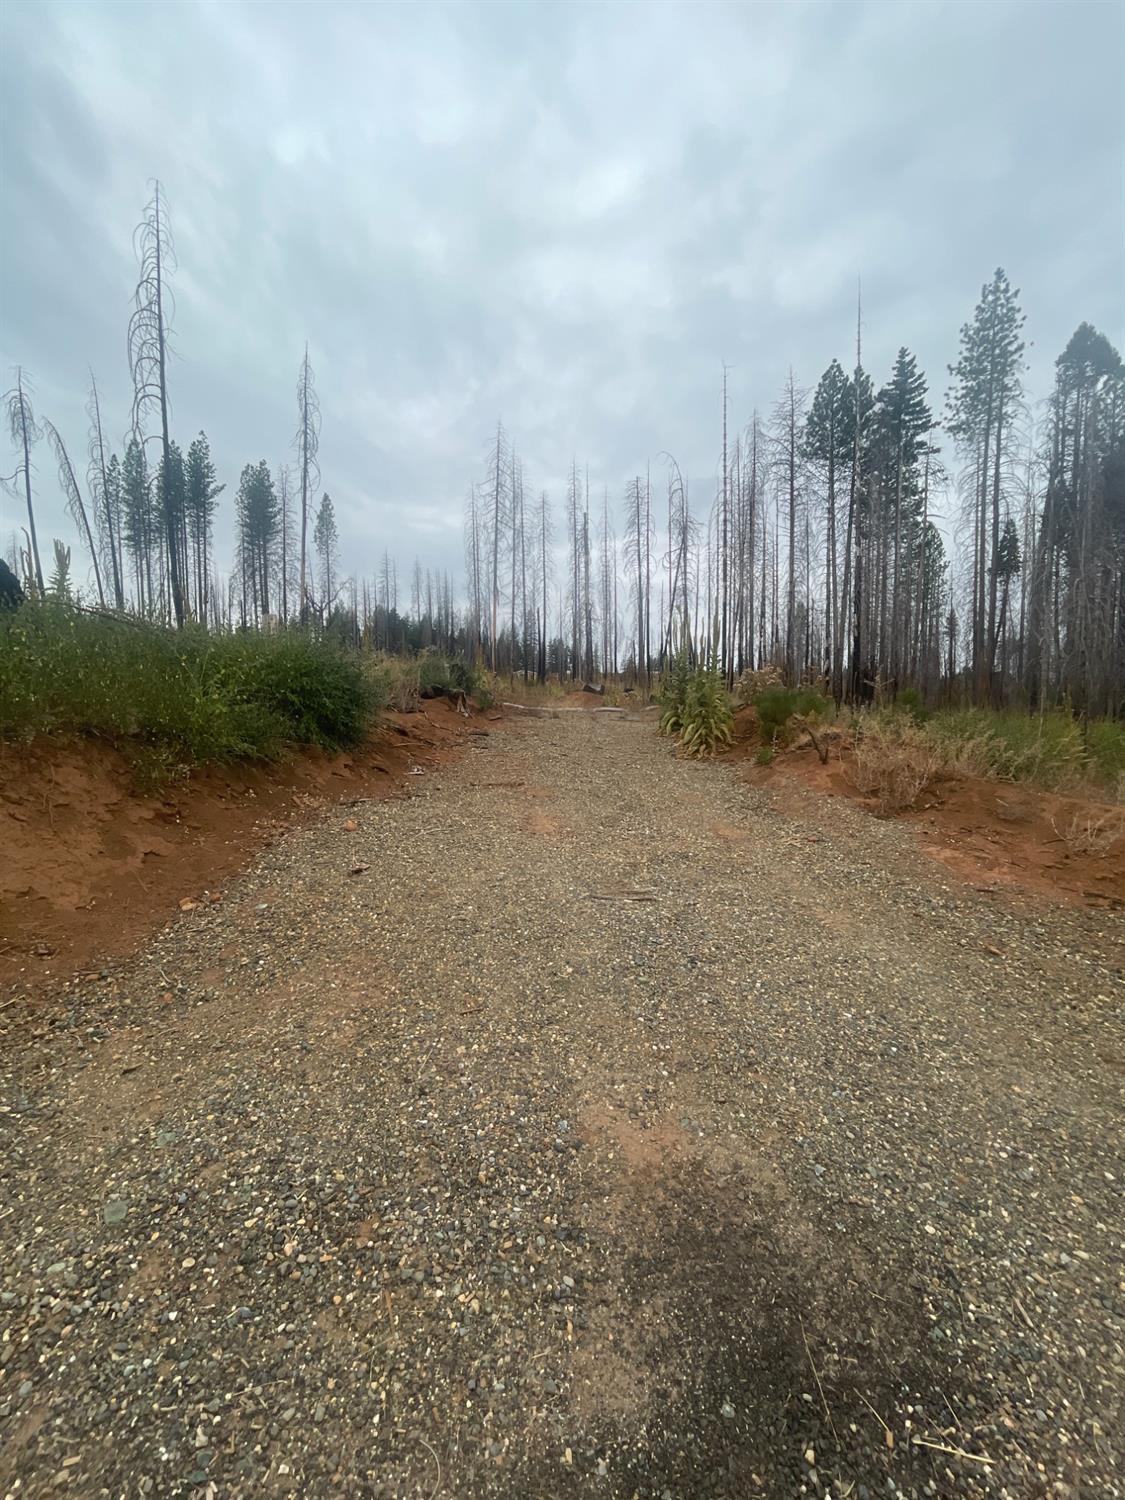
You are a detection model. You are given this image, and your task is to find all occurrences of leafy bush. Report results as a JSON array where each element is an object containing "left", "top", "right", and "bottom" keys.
[
  {"left": 367, "top": 653, "right": 423, "bottom": 712},
  {"left": 365, "top": 650, "right": 493, "bottom": 712},
  {"left": 658, "top": 653, "right": 733, "bottom": 755},
  {"left": 753, "top": 686, "right": 831, "bottom": 744},
  {"left": 0, "top": 603, "right": 376, "bottom": 773},
  {"left": 678, "top": 667, "right": 734, "bottom": 757},
  {"left": 658, "top": 650, "right": 691, "bottom": 737},
  {"left": 755, "top": 744, "right": 774, "bottom": 766},
  {"left": 894, "top": 686, "right": 928, "bottom": 722},
  {"left": 446, "top": 657, "right": 494, "bottom": 708}
]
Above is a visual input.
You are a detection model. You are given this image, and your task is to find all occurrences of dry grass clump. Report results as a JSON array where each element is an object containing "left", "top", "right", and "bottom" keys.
[
  {"left": 735, "top": 663, "right": 783, "bottom": 703},
  {"left": 1051, "top": 807, "right": 1125, "bottom": 857},
  {"left": 851, "top": 718, "right": 946, "bottom": 815}
]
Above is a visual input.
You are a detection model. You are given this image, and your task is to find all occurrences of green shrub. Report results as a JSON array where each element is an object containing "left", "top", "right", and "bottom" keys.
[
  {"left": 658, "top": 649, "right": 691, "bottom": 737},
  {"left": 446, "top": 657, "right": 493, "bottom": 708},
  {"left": 895, "top": 686, "right": 928, "bottom": 722},
  {"left": 755, "top": 744, "right": 774, "bottom": 766},
  {"left": 753, "top": 685, "right": 830, "bottom": 744},
  {"left": 0, "top": 603, "right": 376, "bottom": 773},
  {"left": 852, "top": 705, "right": 1124, "bottom": 801},
  {"left": 417, "top": 651, "right": 453, "bottom": 696},
  {"left": 1083, "top": 717, "right": 1125, "bottom": 790},
  {"left": 678, "top": 667, "right": 734, "bottom": 757}
]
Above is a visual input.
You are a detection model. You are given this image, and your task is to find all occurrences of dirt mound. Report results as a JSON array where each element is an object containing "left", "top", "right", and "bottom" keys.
[
  {"left": 741, "top": 736, "right": 1125, "bottom": 908},
  {"left": 0, "top": 700, "right": 475, "bottom": 989}
]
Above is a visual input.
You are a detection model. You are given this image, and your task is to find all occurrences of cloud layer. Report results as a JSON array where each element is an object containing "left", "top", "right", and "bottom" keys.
[{"left": 2, "top": 0, "right": 1121, "bottom": 589}]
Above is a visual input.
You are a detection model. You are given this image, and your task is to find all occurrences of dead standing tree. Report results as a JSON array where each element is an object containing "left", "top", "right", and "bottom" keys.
[
  {"left": 128, "top": 180, "right": 185, "bottom": 626},
  {"left": 3, "top": 367, "right": 44, "bottom": 597},
  {"left": 293, "top": 345, "right": 322, "bottom": 623},
  {"left": 87, "top": 373, "right": 125, "bottom": 608},
  {"left": 486, "top": 422, "right": 510, "bottom": 671},
  {"left": 41, "top": 417, "right": 106, "bottom": 606}
]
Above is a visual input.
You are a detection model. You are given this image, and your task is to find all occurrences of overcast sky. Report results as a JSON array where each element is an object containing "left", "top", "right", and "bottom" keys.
[{"left": 1, "top": 0, "right": 1122, "bottom": 596}]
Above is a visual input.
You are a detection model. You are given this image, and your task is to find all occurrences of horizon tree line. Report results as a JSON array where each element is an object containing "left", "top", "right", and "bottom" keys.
[{"left": 3, "top": 181, "right": 1121, "bottom": 715}]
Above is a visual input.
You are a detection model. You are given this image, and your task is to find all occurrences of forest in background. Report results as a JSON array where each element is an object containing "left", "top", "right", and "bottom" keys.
[{"left": 3, "top": 181, "right": 1123, "bottom": 719}]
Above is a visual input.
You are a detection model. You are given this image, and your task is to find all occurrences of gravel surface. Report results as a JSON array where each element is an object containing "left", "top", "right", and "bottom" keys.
[{"left": 2, "top": 711, "right": 1123, "bottom": 1499}]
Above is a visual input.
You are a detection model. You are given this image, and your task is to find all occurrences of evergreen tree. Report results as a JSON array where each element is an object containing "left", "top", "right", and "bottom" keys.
[
  {"left": 947, "top": 268, "right": 1025, "bottom": 694},
  {"left": 157, "top": 440, "right": 187, "bottom": 621},
  {"left": 49, "top": 539, "right": 72, "bottom": 601},
  {"left": 235, "top": 460, "right": 280, "bottom": 623},
  {"left": 805, "top": 359, "right": 853, "bottom": 692},
  {"left": 313, "top": 492, "right": 339, "bottom": 613},
  {"left": 874, "top": 348, "right": 932, "bottom": 687},
  {"left": 186, "top": 432, "right": 224, "bottom": 623},
  {"left": 103, "top": 453, "right": 123, "bottom": 606},
  {"left": 1027, "top": 322, "right": 1124, "bottom": 712},
  {"left": 120, "top": 436, "right": 153, "bottom": 612}
]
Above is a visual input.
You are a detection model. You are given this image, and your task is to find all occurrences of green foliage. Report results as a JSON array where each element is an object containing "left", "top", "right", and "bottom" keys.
[
  {"left": 929, "top": 708, "right": 1068, "bottom": 786},
  {"left": 367, "top": 651, "right": 492, "bottom": 712},
  {"left": 678, "top": 666, "right": 734, "bottom": 757},
  {"left": 0, "top": 603, "right": 376, "bottom": 775},
  {"left": 367, "top": 653, "right": 422, "bottom": 712},
  {"left": 753, "top": 686, "right": 830, "bottom": 744},
  {"left": 445, "top": 657, "right": 492, "bottom": 706},
  {"left": 49, "top": 540, "right": 72, "bottom": 602},
  {"left": 658, "top": 650, "right": 733, "bottom": 755},
  {"left": 658, "top": 649, "right": 691, "bottom": 737},
  {"left": 894, "top": 686, "right": 927, "bottom": 722},
  {"left": 860, "top": 706, "right": 1125, "bottom": 798},
  {"left": 755, "top": 744, "right": 774, "bottom": 766},
  {"left": 313, "top": 492, "right": 339, "bottom": 603},
  {"left": 1085, "top": 718, "right": 1125, "bottom": 790}
]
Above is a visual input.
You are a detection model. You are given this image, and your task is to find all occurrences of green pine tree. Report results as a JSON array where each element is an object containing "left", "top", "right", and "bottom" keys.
[
  {"left": 313, "top": 492, "right": 339, "bottom": 612},
  {"left": 186, "top": 432, "right": 224, "bottom": 623}
]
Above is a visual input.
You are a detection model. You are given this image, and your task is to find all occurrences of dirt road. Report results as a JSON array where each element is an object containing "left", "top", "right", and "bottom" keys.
[{"left": 2, "top": 712, "right": 1122, "bottom": 1498}]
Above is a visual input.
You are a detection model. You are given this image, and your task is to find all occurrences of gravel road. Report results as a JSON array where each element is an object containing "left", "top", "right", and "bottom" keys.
[{"left": 2, "top": 711, "right": 1123, "bottom": 1499}]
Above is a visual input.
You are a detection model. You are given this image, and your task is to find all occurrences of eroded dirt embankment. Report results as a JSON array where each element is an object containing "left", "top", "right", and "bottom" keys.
[
  {"left": 0, "top": 699, "right": 478, "bottom": 989},
  {"left": 722, "top": 706, "right": 1125, "bottom": 908}
]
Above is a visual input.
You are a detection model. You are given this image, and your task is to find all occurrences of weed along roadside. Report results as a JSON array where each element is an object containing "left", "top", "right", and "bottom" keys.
[{"left": 2, "top": 705, "right": 1122, "bottom": 1498}]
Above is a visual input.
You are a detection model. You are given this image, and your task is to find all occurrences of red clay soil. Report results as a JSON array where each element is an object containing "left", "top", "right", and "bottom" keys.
[
  {"left": 0, "top": 700, "right": 477, "bottom": 991},
  {"left": 727, "top": 708, "right": 1125, "bottom": 909}
]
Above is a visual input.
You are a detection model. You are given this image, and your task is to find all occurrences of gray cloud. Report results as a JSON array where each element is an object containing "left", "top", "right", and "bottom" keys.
[{"left": 2, "top": 0, "right": 1122, "bottom": 593}]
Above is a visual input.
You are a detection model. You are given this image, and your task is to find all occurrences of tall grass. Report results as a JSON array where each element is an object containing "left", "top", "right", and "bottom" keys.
[
  {"left": 847, "top": 704, "right": 1125, "bottom": 809},
  {"left": 926, "top": 708, "right": 1125, "bottom": 796},
  {"left": 0, "top": 603, "right": 378, "bottom": 775},
  {"left": 364, "top": 651, "right": 493, "bottom": 712}
]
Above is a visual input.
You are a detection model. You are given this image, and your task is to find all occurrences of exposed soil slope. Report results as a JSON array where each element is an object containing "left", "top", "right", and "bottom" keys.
[
  {"left": 0, "top": 700, "right": 474, "bottom": 989},
  {"left": 726, "top": 709, "right": 1125, "bottom": 908},
  {"left": 1, "top": 714, "right": 1122, "bottom": 1498}
]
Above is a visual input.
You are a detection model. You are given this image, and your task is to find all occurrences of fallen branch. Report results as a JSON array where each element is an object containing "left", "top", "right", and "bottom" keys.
[{"left": 794, "top": 714, "right": 830, "bottom": 765}]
